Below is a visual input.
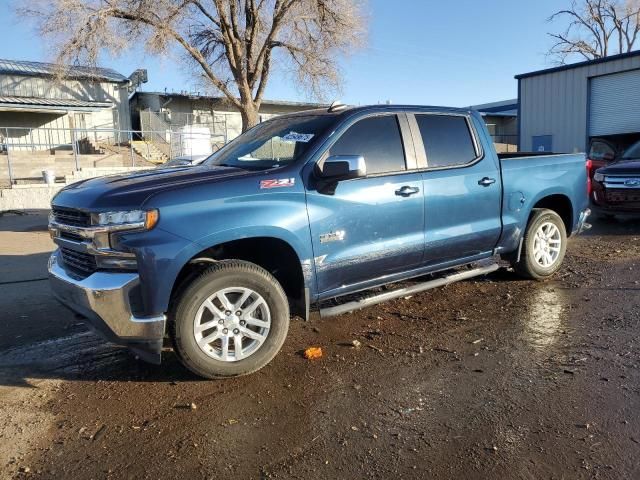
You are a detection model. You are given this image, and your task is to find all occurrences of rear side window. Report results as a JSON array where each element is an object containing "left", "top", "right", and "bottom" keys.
[
  {"left": 329, "top": 115, "right": 406, "bottom": 175},
  {"left": 415, "top": 115, "right": 478, "bottom": 168}
]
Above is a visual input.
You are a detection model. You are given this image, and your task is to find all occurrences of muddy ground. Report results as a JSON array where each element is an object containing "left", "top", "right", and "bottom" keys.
[{"left": 0, "top": 212, "right": 639, "bottom": 479}]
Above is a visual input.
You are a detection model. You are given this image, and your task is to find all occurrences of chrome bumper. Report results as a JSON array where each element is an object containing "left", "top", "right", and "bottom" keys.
[
  {"left": 48, "top": 249, "right": 166, "bottom": 363},
  {"left": 574, "top": 208, "right": 592, "bottom": 235}
]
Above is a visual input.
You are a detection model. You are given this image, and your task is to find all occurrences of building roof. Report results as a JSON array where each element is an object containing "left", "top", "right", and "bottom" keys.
[
  {"left": 515, "top": 50, "right": 640, "bottom": 80},
  {"left": 0, "top": 96, "right": 113, "bottom": 113},
  {"left": 468, "top": 99, "right": 518, "bottom": 117},
  {"left": 0, "top": 58, "right": 128, "bottom": 83},
  {"left": 132, "top": 91, "right": 325, "bottom": 109}
]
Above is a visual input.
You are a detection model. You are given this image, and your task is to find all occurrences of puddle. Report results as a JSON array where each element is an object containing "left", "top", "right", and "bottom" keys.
[{"left": 523, "top": 287, "right": 567, "bottom": 351}]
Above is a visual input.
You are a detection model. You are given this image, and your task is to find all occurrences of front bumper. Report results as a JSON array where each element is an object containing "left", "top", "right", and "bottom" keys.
[
  {"left": 48, "top": 249, "right": 166, "bottom": 363},
  {"left": 590, "top": 199, "right": 640, "bottom": 215}
]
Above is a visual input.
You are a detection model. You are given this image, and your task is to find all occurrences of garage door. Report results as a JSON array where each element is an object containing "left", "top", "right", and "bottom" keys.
[{"left": 589, "top": 69, "right": 640, "bottom": 136}]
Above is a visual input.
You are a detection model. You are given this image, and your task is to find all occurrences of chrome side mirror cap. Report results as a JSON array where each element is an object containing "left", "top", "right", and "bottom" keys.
[{"left": 320, "top": 155, "right": 366, "bottom": 180}]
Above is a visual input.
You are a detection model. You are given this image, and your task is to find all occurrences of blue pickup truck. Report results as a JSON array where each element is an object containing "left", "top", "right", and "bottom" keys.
[{"left": 48, "top": 105, "right": 590, "bottom": 378}]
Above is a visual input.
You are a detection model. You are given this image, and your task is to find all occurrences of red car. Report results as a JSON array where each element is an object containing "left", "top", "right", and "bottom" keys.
[{"left": 589, "top": 139, "right": 640, "bottom": 216}]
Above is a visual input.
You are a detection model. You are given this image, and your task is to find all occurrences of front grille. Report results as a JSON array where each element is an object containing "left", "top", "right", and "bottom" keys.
[
  {"left": 52, "top": 207, "right": 91, "bottom": 227},
  {"left": 60, "top": 247, "right": 97, "bottom": 277},
  {"left": 605, "top": 188, "right": 640, "bottom": 204},
  {"left": 60, "top": 231, "right": 85, "bottom": 242},
  {"left": 603, "top": 176, "right": 640, "bottom": 190}
]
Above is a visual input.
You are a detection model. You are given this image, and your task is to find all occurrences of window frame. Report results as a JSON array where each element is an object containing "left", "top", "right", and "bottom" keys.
[
  {"left": 316, "top": 112, "right": 418, "bottom": 179},
  {"left": 407, "top": 112, "right": 485, "bottom": 171}
]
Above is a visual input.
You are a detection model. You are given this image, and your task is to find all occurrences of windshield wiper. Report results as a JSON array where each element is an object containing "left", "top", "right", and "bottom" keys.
[{"left": 216, "top": 163, "right": 244, "bottom": 169}]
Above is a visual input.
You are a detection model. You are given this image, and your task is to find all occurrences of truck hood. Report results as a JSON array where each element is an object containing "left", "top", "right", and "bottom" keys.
[
  {"left": 598, "top": 160, "right": 640, "bottom": 176},
  {"left": 52, "top": 165, "right": 249, "bottom": 210}
]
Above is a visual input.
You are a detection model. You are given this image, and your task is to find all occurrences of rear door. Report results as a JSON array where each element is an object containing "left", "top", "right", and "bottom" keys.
[
  {"left": 409, "top": 113, "right": 502, "bottom": 266},
  {"left": 306, "top": 113, "right": 425, "bottom": 297}
]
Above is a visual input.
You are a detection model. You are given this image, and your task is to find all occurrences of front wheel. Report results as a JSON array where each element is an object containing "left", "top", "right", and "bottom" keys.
[
  {"left": 170, "top": 260, "right": 290, "bottom": 379},
  {"left": 514, "top": 209, "right": 567, "bottom": 280}
]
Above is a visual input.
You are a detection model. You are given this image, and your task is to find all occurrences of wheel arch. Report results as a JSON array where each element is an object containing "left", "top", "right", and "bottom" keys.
[
  {"left": 170, "top": 234, "right": 310, "bottom": 320},
  {"left": 529, "top": 193, "right": 574, "bottom": 234}
]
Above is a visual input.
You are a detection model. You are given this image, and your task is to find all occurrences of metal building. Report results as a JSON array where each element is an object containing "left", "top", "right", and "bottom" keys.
[
  {"left": 0, "top": 59, "right": 133, "bottom": 146},
  {"left": 516, "top": 50, "right": 640, "bottom": 153},
  {"left": 468, "top": 99, "right": 518, "bottom": 152}
]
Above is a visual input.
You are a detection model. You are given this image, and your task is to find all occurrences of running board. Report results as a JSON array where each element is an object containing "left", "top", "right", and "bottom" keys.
[{"left": 319, "top": 263, "right": 500, "bottom": 318}]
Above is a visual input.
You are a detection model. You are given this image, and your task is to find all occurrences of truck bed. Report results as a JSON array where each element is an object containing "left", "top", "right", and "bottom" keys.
[{"left": 497, "top": 153, "right": 588, "bottom": 253}]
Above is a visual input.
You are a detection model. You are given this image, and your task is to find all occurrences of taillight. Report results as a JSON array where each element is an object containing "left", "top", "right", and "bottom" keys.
[{"left": 586, "top": 159, "right": 593, "bottom": 195}]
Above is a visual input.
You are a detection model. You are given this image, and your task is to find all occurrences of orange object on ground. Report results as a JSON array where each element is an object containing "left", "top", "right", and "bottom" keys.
[{"left": 304, "top": 347, "right": 323, "bottom": 359}]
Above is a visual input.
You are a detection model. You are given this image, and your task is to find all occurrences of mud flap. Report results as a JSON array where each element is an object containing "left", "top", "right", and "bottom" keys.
[{"left": 128, "top": 340, "right": 163, "bottom": 365}]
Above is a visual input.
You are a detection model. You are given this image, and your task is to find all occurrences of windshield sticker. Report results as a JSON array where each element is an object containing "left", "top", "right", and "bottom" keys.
[
  {"left": 260, "top": 178, "right": 296, "bottom": 189},
  {"left": 281, "top": 132, "right": 314, "bottom": 143}
]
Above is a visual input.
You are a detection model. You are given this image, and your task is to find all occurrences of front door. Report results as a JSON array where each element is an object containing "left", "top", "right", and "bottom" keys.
[
  {"left": 306, "top": 114, "right": 425, "bottom": 297},
  {"left": 411, "top": 113, "right": 502, "bottom": 266}
]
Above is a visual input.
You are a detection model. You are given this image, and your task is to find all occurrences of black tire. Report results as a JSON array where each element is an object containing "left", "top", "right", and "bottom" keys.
[
  {"left": 170, "top": 260, "right": 290, "bottom": 379},
  {"left": 514, "top": 209, "right": 567, "bottom": 281}
]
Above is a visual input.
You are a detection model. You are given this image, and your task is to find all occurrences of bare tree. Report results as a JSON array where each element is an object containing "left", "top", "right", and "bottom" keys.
[
  {"left": 18, "top": 0, "right": 367, "bottom": 131},
  {"left": 547, "top": 0, "right": 640, "bottom": 63}
]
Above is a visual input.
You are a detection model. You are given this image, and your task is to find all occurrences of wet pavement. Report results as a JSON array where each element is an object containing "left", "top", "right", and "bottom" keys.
[{"left": 0, "top": 212, "right": 639, "bottom": 479}]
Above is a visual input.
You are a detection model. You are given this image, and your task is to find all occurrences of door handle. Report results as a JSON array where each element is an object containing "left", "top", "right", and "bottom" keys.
[
  {"left": 395, "top": 186, "right": 420, "bottom": 197},
  {"left": 478, "top": 177, "right": 496, "bottom": 187}
]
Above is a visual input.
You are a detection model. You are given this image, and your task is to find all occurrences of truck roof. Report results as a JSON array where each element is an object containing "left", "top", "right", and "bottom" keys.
[{"left": 283, "top": 104, "right": 474, "bottom": 118}]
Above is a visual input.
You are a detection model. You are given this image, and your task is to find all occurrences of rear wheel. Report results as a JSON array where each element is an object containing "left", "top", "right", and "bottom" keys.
[
  {"left": 514, "top": 209, "right": 567, "bottom": 280},
  {"left": 170, "top": 260, "right": 290, "bottom": 378}
]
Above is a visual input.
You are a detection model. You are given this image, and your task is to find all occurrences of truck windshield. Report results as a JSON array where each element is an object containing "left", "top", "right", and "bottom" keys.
[
  {"left": 205, "top": 115, "right": 334, "bottom": 170},
  {"left": 622, "top": 140, "right": 640, "bottom": 160}
]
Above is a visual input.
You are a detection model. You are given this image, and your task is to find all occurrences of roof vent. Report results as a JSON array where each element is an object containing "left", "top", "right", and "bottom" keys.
[{"left": 328, "top": 100, "right": 347, "bottom": 112}]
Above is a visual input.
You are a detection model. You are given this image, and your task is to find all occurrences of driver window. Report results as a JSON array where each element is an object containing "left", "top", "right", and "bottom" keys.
[{"left": 328, "top": 115, "right": 406, "bottom": 175}]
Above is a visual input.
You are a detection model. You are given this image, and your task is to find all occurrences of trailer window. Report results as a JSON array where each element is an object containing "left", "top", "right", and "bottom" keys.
[{"left": 415, "top": 115, "right": 478, "bottom": 168}]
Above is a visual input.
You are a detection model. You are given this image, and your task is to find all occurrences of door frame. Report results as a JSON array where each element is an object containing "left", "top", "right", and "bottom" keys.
[
  {"left": 302, "top": 110, "right": 426, "bottom": 300},
  {"left": 404, "top": 111, "right": 486, "bottom": 171},
  {"left": 304, "top": 111, "right": 419, "bottom": 180}
]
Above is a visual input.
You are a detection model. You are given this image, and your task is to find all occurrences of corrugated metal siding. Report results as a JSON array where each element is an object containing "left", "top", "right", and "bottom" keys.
[
  {"left": 0, "top": 75, "right": 116, "bottom": 102},
  {"left": 589, "top": 69, "right": 640, "bottom": 136},
  {"left": 0, "top": 74, "right": 131, "bottom": 132},
  {"left": 0, "top": 96, "right": 111, "bottom": 108},
  {"left": 519, "top": 55, "right": 640, "bottom": 153}
]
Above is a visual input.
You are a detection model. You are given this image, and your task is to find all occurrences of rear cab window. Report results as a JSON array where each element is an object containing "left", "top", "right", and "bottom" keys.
[
  {"left": 414, "top": 114, "right": 479, "bottom": 168},
  {"left": 328, "top": 115, "right": 407, "bottom": 175}
]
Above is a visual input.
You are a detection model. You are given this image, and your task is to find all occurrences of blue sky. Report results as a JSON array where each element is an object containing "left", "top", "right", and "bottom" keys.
[{"left": 0, "top": 0, "right": 563, "bottom": 107}]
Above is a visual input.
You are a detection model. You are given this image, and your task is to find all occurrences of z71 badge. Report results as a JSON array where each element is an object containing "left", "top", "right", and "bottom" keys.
[{"left": 260, "top": 178, "right": 295, "bottom": 189}]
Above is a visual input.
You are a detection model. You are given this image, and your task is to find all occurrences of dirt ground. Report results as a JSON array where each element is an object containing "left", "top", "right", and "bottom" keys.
[{"left": 0, "top": 211, "right": 639, "bottom": 479}]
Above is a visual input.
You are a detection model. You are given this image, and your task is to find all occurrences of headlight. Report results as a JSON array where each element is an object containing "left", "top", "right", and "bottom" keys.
[
  {"left": 593, "top": 172, "right": 604, "bottom": 182},
  {"left": 93, "top": 209, "right": 159, "bottom": 230}
]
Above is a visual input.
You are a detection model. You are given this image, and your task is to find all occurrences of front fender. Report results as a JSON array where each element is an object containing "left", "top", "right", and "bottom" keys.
[
  {"left": 139, "top": 177, "right": 317, "bottom": 312},
  {"left": 194, "top": 225, "right": 315, "bottom": 291}
]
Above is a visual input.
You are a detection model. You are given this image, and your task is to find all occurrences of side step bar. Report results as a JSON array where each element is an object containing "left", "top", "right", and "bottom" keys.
[{"left": 319, "top": 263, "right": 500, "bottom": 318}]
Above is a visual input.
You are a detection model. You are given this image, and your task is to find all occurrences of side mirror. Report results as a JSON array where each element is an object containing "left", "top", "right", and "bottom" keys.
[{"left": 319, "top": 155, "right": 366, "bottom": 180}]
